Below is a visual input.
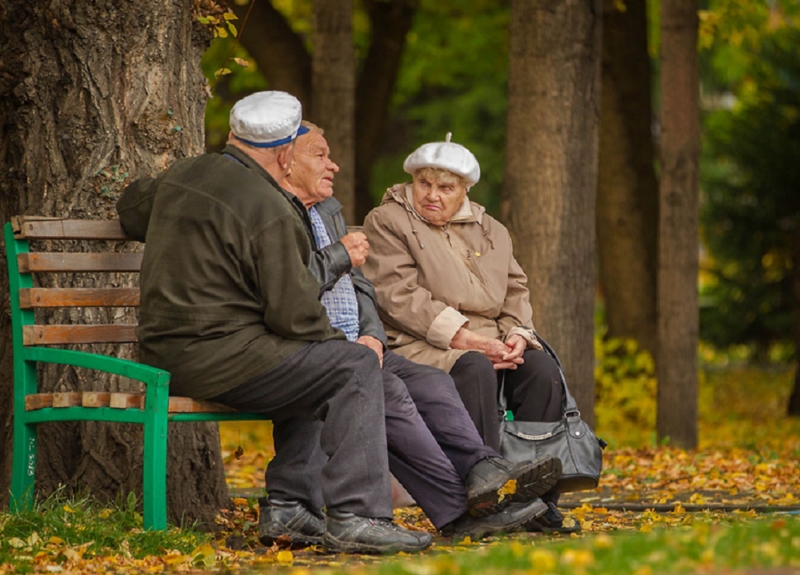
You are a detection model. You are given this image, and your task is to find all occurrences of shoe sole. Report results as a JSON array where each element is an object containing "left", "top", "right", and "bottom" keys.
[
  {"left": 258, "top": 529, "right": 323, "bottom": 548},
  {"left": 467, "top": 456, "right": 562, "bottom": 518},
  {"left": 458, "top": 498, "right": 549, "bottom": 541},
  {"left": 322, "top": 534, "right": 432, "bottom": 555},
  {"left": 510, "top": 456, "right": 563, "bottom": 504}
]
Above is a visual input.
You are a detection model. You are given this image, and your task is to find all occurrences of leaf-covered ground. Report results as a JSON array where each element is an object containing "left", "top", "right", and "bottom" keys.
[{"left": 1, "top": 364, "right": 798, "bottom": 573}]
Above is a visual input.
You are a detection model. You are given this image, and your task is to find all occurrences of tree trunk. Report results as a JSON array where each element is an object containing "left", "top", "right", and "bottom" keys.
[
  {"left": 232, "top": 0, "right": 312, "bottom": 113},
  {"left": 788, "top": 231, "right": 800, "bottom": 417},
  {"left": 656, "top": 0, "right": 700, "bottom": 448},
  {"left": 598, "top": 0, "right": 658, "bottom": 355},
  {"left": 0, "top": 0, "right": 228, "bottom": 527},
  {"left": 354, "top": 0, "right": 417, "bottom": 223},
  {"left": 502, "top": 0, "right": 602, "bottom": 425},
  {"left": 312, "top": 0, "right": 356, "bottom": 223}
]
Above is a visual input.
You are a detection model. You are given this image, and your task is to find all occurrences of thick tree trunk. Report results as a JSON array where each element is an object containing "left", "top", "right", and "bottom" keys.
[
  {"left": 0, "top": 0, "right": 228, "bottom": 527},
  {"left": 312, "top": 0, "right": 356, "bottom": 223},
  {"left": 598, "top": 0, "right": 658, "bottom": 355},
  {"left": 656, "top": 0, "right": 700, "bottom": 448},
  {"left": 502, "top": 0, "right": 602, "bottom": 425},
  {"left": 354, "top": 0, "right": 417, "bottom": 223}
]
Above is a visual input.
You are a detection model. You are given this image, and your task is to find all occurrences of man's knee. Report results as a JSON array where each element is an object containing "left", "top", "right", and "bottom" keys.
[{"left": 383, "top": 373, "right": 417, "bottom": 416}]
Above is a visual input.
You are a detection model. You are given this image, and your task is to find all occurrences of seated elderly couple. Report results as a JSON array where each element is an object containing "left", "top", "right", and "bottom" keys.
[{"left": 116, "top": 91, "right": 572, "bottom": 555}]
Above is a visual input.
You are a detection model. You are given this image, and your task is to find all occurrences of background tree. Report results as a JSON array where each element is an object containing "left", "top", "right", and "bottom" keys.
[
  {"left": 657, "top": 0, "right": 701, "bottom": 448},
  {"left": 229, "top": 0, "right": 418, "bottom": 223},
  {"left": 598, "top": 0, "right": 659, "bottom": 355},
  {"left": 312, "top": 0, "right": 356, "bottom": 221},
  {"left": 0, "top": 0, "right": 228, "bottom": 526},
  {"left": 701, "top": 26, "right": 800, "bottom": 416},
  {"left": 502, "top": 0, "right": 602, "bottom": 424}
]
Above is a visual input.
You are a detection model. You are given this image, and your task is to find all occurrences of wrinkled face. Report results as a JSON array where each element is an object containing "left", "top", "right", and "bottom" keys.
[
  {"left": 411, "top": 169, "right": 468, "bottom": 226},
  {"left": 286, "top": 131, "right": 339, "bottom": 207}
]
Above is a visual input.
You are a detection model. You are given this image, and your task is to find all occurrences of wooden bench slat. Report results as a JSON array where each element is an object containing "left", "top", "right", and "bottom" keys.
[
  {"left": 168, "top": 397, "right": 237, "bottom": 413},
  {"left": 25, "top": 392, "right": 237, "bottom": 414},
  {"left": 19, "top": 288, "right": 140, "bottom": 309},
  {"left": 110, "top": 393, "right": 146, "bottom": 410},
  {"left": 53, "top": 392, "right": 84, "bottom": 408},
  {"left": 18, "top": 253, "right": 143, "bottom": 273},
  {"left": 23, "top": 325, "right": 138, "bottom": 345},
  {"left": 12, "top": 217, "right": 130, "bottom": 240},
  {"left": 82, "top": 392, "right": 111, "bottom": 408}
]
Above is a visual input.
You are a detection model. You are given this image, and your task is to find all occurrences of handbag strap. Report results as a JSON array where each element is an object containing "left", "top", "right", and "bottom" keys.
[{"left": 497, "top": 332, "right": 581, "bottom": 420}]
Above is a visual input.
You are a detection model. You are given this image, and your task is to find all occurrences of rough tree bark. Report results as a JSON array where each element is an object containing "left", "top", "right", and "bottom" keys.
[
  {"left": 0, "top": 0, "right": 228, "bottom": 527},
  {"left": 598, "top": 0, "right": 658, "bottom": 355},
  {"left": 502, "top": 0, "right": 602, "bottom": 425},
  {"left": 657, "top": 0, "right": 700, "bottom": 448},
  {"left": 311, "top": 0, "right": 356, "bottom": 223}
]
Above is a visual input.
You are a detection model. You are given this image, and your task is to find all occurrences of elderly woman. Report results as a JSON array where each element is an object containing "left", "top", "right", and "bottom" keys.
[{"left": 362, "top": 135, "right": 576, "bottom": 534}]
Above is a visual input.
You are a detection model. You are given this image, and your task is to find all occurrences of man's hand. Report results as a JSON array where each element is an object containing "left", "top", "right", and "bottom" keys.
[
  {"left": 356, "top": 335, "right": 384, "bottom": 368},
  {"left": 340, "top": 232, "right": 369, "bottom": 267}
]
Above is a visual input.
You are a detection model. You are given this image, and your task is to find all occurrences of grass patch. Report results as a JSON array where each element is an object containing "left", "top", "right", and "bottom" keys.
[
  {"left": 0, "top": 489, "right": 209, "bottom": 572},
  {"left": 369, "top": 517, "right": 800, "bottom": 575}
]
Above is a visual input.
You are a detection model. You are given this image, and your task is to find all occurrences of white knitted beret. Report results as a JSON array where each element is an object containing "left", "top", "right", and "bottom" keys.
[
  {"left": 403, "top": 133, "right": 481, "bottom": 186},
  {"left": 229, "top": 91, "right": 308, "bottom": 148}
]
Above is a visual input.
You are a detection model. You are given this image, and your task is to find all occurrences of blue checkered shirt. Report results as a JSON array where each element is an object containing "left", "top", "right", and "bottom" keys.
[{"left": 308, "top": 206, "right": 360, "bottom": 342}]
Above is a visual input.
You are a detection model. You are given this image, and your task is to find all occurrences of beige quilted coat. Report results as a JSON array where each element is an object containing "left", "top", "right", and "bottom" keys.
[{"left": 362, "top": 183, "right": 537, "bottom": 372}]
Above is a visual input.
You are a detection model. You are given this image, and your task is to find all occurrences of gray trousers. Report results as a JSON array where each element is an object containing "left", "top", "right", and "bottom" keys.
[
  {"left": 213, "top": 347, "right": 497, "bottom": 529},
  {"left": 381, "top": 351, "right": 497, "bottom": 528},
  {"left": 210, "top": 339, "right": 393, "bottom": 519}
]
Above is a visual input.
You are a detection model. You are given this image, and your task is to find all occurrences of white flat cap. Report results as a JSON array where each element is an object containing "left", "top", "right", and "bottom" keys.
[
  {"left": 403, "top": 133, "right": 481, "bottom": 186},
  {"left": 230, "top": 91, "right": 309, "bottom": 148}
]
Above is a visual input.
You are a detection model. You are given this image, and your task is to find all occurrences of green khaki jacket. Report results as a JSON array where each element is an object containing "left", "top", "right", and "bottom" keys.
[{"left": 117, "top": 144, "right": 344, "bottom": 399}]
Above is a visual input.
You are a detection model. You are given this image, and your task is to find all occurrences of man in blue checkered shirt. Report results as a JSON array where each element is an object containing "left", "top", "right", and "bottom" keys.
[{"left": 258, "top": 122, "right": 558, "bottom": 546}]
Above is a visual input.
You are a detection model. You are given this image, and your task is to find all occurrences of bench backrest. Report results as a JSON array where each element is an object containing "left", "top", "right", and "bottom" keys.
[{"left": 5, "top": 216, "right": 141, "bottom": 349}]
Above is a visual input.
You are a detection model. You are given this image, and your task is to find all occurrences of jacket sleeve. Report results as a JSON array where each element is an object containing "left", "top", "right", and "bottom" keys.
[
  {"left": 495, "top": 226, "right": 537, "bottom": 347},
  {"left": 251, "top": 214, "right": 344, "bottom": 343},
  {"left": 363, "top": 208, "right": 468, "bottom": 349},
  {"left": 116, "top": 175, "right": 162, "bottom": 241},
  {"left": 308, "top": 242, "right": 352, "bottom": 296},
  {"left": 351, "top": 266, "right": 388, "bottom": 347}
]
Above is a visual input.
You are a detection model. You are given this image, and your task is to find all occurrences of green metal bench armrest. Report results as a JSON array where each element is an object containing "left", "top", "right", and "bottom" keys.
[{"left": 23, "top": 347, "right": 170, "bottom": 387}]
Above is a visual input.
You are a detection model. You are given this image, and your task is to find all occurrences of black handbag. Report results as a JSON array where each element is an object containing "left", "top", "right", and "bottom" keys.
[{"left": 497, "top": 333, "right": 607, "bottom": 494}]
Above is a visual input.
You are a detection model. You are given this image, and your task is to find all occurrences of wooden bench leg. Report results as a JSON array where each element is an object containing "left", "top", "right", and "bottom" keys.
[
  {"left": 143, "top": 404, "right": 168, "bottom": 530},
  {"left": 11, "top": 420, "right": 37, "bottom": 513}
]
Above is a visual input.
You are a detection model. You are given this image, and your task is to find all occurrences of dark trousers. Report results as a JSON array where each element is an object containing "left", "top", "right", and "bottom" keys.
[
  {"left": 210, "top": 339, "right": 393, "bottom": 519},
  {"left": 382, "top": 351, "right": 497, "bottom": 528},
  {"left": 449, "top": 349, "right": 564, "bottom": 453}
]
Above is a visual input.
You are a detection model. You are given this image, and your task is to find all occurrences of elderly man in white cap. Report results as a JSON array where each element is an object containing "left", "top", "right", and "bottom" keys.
[
  {"left": 116, "top": 91, "right": 433, "bottom": 553},
  {"left": 362, "top": 135, "right": 579, "bottom": 534},
  {"left": 266, "top": 122, "right": 561, "bottom": 542}
]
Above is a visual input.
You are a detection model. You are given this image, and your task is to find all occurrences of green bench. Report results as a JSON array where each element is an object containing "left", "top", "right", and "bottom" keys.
[{"left": 4, "top": 216, "right": 270, "bottom": 530}]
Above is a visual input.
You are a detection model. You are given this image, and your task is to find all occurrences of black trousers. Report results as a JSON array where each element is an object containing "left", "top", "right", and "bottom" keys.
[{"left": 449, "top": 349, "right": 564, "bottom": 453}]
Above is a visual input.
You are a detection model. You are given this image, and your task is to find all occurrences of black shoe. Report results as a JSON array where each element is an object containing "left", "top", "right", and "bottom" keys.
[
  {"left": 323, "top": 509, "right": 433, "bottom": 554},
  {"left": 525, "top": 501, "right": 582, "bottom": 534},
  {"left": 442, "top": 497, "right": 549, "bottom": 541},
  {"left": 257, "top": 497, "right": 324, "bottom": 547},
  {"left": 466, "top": 456, "right": 562, "bottom": 517}
]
